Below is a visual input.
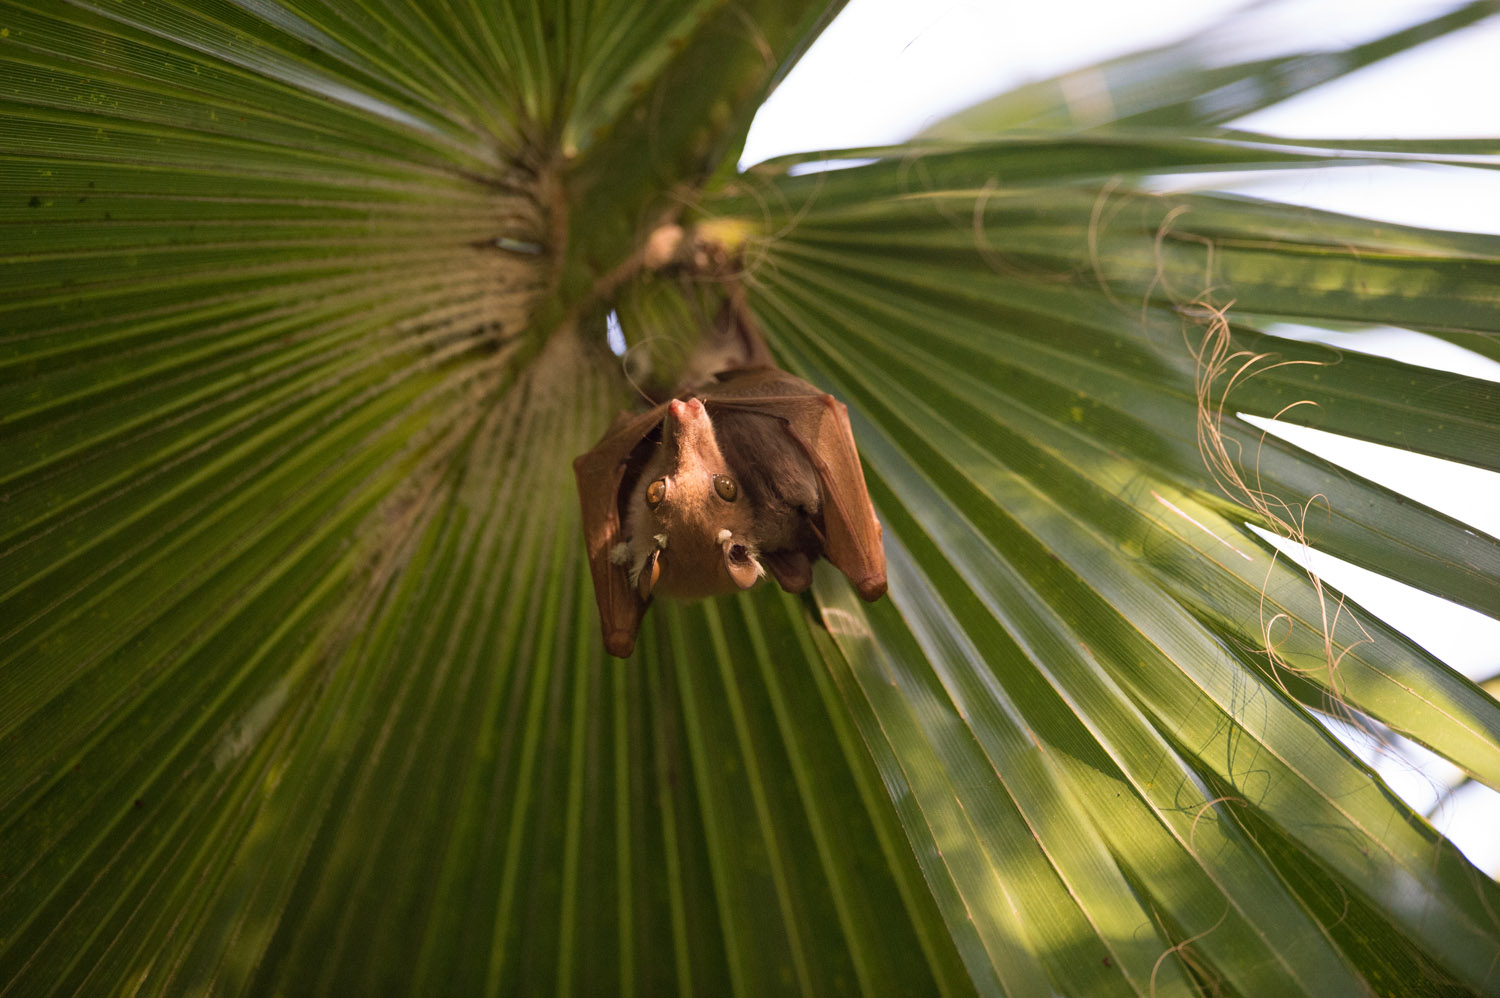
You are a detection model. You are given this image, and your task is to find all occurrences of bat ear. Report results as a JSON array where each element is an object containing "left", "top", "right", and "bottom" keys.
[
  {"left": 637, "top": 549, "right": 661, "bottom": 599},
  {"left": 723, "top": 539, "right": 761, "bottom": 590}
]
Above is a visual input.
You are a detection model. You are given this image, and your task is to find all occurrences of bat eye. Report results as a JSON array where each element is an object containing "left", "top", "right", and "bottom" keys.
[
  {"left": 713, "top": 474, "right": 738, "bottom": 502},
  {"left": 646, "top": 478, "right": 666, "bottom": 507}
]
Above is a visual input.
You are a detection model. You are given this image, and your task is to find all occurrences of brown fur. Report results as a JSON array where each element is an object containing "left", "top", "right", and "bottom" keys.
[
  {"left": 576, "top": 365, "right": 885, "bottom": 657},
  {"left": 619, "top": 397, "right": 762, "bottom": 599}
]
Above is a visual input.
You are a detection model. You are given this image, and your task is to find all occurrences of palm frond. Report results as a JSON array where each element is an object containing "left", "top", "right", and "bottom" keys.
[{"left": 4, "top": 0, "right": 1498, "bottom": 993}]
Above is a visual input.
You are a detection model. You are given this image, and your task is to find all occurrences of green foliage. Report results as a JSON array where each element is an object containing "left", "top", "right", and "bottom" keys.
[{"left": 3, "top": 0, "right": 1498, "bottom": 994}]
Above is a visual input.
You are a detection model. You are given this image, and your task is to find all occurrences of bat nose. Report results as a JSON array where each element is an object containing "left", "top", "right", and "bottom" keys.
[{"left": 669, "top": 397, "right": 706, "bottom": 421}]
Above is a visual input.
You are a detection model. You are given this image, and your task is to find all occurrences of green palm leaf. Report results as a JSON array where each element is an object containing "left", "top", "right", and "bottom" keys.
[{"left": 4, "top": 0, "right": 1498, "bottom": 994}]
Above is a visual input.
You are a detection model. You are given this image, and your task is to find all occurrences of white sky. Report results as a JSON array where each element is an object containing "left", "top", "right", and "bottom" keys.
[
  {"left": 745, "top": 0, "right": 1500, "bottom": 874},
  {"left": 744, "top": 0, "right": 1500, "bottom": 165}
]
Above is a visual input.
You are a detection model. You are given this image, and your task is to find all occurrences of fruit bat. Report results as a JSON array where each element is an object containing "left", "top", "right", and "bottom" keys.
[{"left": 573, "top": 363, "right": 887, "bottom": 658}]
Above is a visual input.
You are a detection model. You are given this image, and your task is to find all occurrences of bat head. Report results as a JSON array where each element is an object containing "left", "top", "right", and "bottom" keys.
[{"left": 618, "top": 397, "right": 763, "bottom": 600}]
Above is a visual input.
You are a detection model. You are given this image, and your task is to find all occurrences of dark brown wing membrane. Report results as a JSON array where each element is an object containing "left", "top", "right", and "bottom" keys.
[
  {"left": 572, "top": 402, "right": 669, "bottom": 657},
  {"left": 702, "top": 367, "right": 886, "bottom": 600}
]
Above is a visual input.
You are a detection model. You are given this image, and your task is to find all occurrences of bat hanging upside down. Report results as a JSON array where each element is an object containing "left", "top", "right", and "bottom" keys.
[{"left": 574, "top": 365, "right": 887, "bottom": 657}]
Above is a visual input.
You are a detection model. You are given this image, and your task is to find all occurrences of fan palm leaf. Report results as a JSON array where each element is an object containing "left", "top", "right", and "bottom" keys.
[{"left": 3, "top": 0, "right": 1498, "bottom": 993}]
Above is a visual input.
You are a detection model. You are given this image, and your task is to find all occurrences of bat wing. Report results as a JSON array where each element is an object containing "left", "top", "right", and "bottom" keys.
[
  {"left": 573, "top": 402, "right": 669, "bottom": 657},
  {"left": 703, "top": 367, "right": 887, "bottom": 601}
]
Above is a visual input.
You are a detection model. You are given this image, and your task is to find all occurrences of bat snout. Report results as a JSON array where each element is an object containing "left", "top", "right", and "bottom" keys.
[
  {"left": 665, "top": 397, "right": 717, "bottom": 467},
  {"left": 668, "top": 397, "right": 707, "bottom": 423}
]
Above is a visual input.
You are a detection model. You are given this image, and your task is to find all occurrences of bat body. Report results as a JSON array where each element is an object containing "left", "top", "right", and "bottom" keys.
[{"left": 574, "top": 366, "right": 886, "bottom": 657}]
